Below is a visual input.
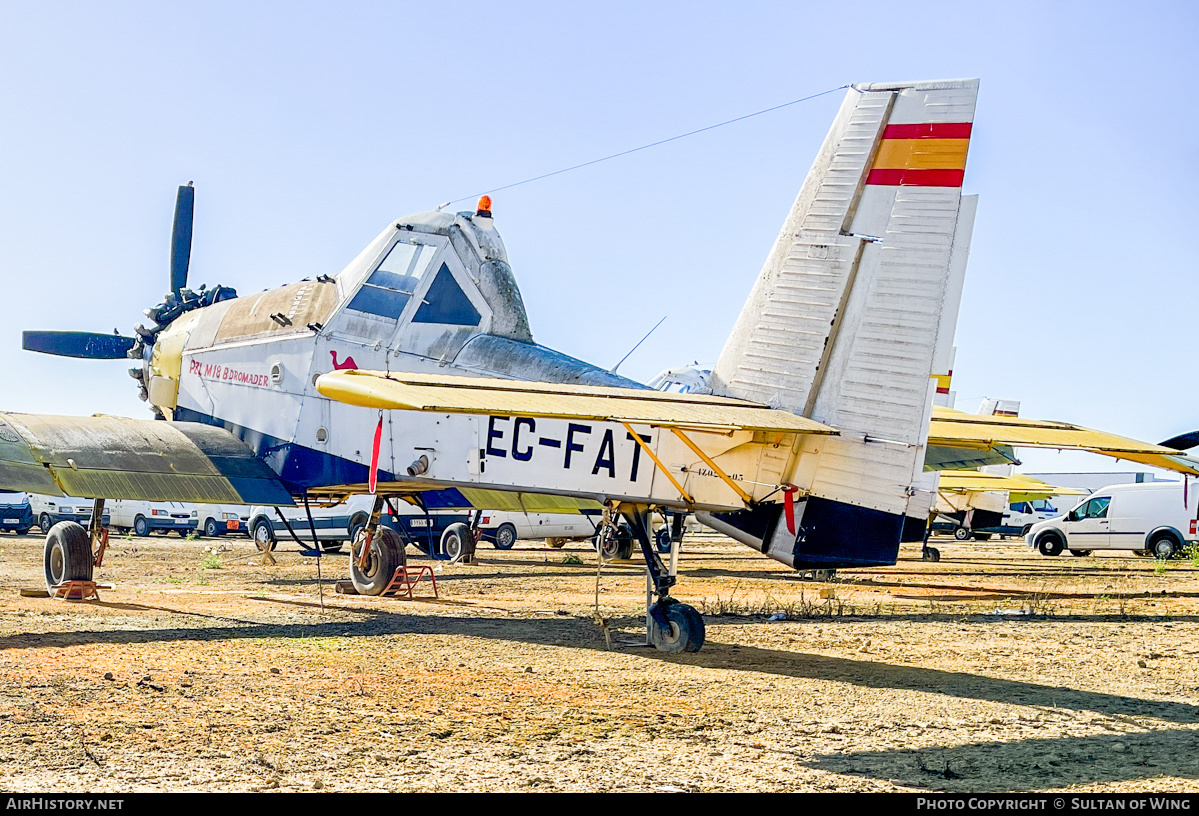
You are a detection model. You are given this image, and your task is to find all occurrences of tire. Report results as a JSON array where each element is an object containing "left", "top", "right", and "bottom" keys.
[
  {"left": 43, "top": 522, "right": 93, "bottom": 591},
  {"left": 1020, "top": 525, "right": 1033, "bottom": 537},
  {"left": 133, "top": 516, "right": 150, "bottom": 537},
  {"left": 654, "top": 526, "right": 673, "bottom": 554},
  {"left": 252, "top": 519, "right": 277, "bottom": 553},
  {"left": 492, "top": 523, "right": 517, "bottom": 551},
  {"left": 320, "top": 540, "right": 344, "bottom": 553},
  {"left": 176, "top": 528, "right": 189, "bottom": 538},
  {"left": 1150, "top": 533, "right": 1179, "bottom": 560},
  {"left": 545, "top": 538, "right": 568, "bottom": 549},
  {"left": 971, "top": 533, "right": 992, "bottom": 541},
  {"left": 1037, "top": 533, "right": 1064, "bottom": 557},
  {"left": 953, "top": 526, "right": 970, "bottom": 541},
  {"left": 441, "top": 522, "right": 471, "bottom": 562},
  {"left": 923, "top": 547, "right": 941, "bottom": 562},
  {"left": 39, "top": 513, "right": 54, "bottom": 533},
  {"left": 594, "top": 526, "right": 630, "bottom": 561},
  {"left": 204, "top": 518, "right": 220, "bottom": 538},
  {"left": 1068, "top": 549, "right": 1092, "bottom": 557},
  {"left": 675, "top": 602, "right": 705, "bottom": 653},
  {"left": 350, "top": 527, "right": 403, "bottom": 595},
  {"left": 648, "top": 602, "right": 702, "bottom": 654},
  {"left": 347, "top": 515, "right": 368, "bottom": 547}
]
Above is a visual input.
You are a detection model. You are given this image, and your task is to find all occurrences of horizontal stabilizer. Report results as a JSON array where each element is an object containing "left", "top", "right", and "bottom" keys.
[{"left": 316, "top": 370, "right": 838, "bottom": 435}]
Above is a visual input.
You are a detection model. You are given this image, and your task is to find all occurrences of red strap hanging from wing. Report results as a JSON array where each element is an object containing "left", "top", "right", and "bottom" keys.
[{"left": 369, "top": 413, "right": 383, "bottom": 494}]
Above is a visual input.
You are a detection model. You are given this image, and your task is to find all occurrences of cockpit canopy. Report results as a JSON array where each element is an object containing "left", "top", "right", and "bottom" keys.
[{"left": 331, "top": 209, "right": 532, "bottom": 357}]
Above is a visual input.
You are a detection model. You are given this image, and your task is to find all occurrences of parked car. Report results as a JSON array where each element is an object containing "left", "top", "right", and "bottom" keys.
[
  {"left": 28, "top": 494, "right": 110, "bottom": 532},
  {"left": 248, "top": 495, "right": 469, "bottom": 555},
  {"left": 477, "top": 511, "right": 600, "bottom": 550},
  {"left": 194, "top": 504, "right": 251, "bottom": 537},
  {"left": 1026, "top": 482, "right": 1197, "bottom": 559},
  {"left": 107, "top": 499, "right": 197, "bottom": 537},
  {"left": 0, "top": 493, "right": 34, "bottom": 534}
]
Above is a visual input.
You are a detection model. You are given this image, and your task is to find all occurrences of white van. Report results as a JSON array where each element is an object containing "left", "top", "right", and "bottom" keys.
[
  {"left": 194, "top": 504, "right": 251, "bottom": 537},
  {"left": 108, "top": 500, "right": 198, "bottom": 537},
  {"left": 28, "top": 494, "right": 110, "bottom": 532},
  {"left": 1025, "top": 482, "right": 1196, "bottom": 559}
]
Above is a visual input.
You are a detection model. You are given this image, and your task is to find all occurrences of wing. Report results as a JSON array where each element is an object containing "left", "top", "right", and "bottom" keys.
[
  {"left": 928, "top": 407, "right": 1199, "bottom": 476},
  {"left": 936, "top": 470, "right": 1087, "bottom": 499},
  {"left": 316, "top": 369, "right": 837, "bottom": 435},
  {"left": 0, "top": 413, "right": 293, "bottom": 504}
]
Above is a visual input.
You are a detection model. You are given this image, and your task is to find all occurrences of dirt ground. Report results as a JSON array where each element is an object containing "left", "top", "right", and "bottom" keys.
[{"left": 0, "top": 527, "right": 1197, "bottom": 793}]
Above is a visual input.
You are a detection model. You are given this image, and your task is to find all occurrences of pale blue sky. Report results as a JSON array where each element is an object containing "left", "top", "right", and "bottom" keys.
[{"left": 1, "top": 1, "right": 1195, "bottom": 474}]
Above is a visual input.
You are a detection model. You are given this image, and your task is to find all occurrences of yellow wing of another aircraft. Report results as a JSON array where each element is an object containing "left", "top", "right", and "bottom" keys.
[
  {"left": 317, "top": 370, "right": 837, "bottom": 435},
  {"left": 936, "top": 470, "right": 1086, "bottom": 500},
  {"left": 928, "top": 407, "right": 1199, "bottom": 477}
]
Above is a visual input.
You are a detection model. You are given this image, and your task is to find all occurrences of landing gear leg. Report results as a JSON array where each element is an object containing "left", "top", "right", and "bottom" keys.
[
  {"left": 921, "top": 513, "right": 940, "bottom": 562},
  {"left": 350, "top": 495, "right": 402, "bottom": 596},
  {"left": 621, "top": 507, "right": 704, "bottom": 654}
]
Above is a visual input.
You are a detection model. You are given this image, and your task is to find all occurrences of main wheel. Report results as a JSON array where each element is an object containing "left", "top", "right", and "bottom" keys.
[
  {"left": 1037, "top": 533, "right": 1064, "bottom": 557},
  {"left": 43, "top": 522, "right": 93, "bottom": 591},
  {"left": 39, "top": 513, "right": 54, "bottom": 533},
  {"left": 654, "top": 527, "right": 673, "bottom": 554},
  {"left": 347, "top": 514, "right": 368, "bottom": 547},
  {"left": 350, "top": 527, "right": 404, "bottom": 595},
  {"left": 594, "top": 526, "right": 634, "bottom": 560},
  {"left": 204, "top": 518, "right": 220, "bottom": 537},
  {"left": 1068, "top": 549, "right": 1092, "bottom": 557},
  {"left": 252, "top": 519, "right": 277, "bottom": 553},
  {"left": 971, "top": 533, "right": 992, "bottom": 541},
  {"left": 648, "top": 601, "right": 703, "bottom": 654},
  {"left": 492, "top": 523, "right": 517, "bottom": 550},
  {"left": 133, "top": 515, "right": 150, "bottom": 537},
  {"left": 320, "top": 540, "right": 344, "bottom": 553},
  {"left": 953, "top": 526, "right": 970, "bottom": 541},
  {"left": 1150, "top": 533, "right": 1179, "bottom": 560},
  {"left": 441, "top": 522, "right": 471, "bottom": 562}
]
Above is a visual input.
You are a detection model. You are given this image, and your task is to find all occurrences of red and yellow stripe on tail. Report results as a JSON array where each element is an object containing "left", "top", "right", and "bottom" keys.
[{"left": 867, "top": 122, "right": 971, "bottom": 187}]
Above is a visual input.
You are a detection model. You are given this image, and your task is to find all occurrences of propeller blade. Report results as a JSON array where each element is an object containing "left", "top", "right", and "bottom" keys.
[
  {"left": 1159, "top": 431, "right": 1199, "bottom": 452},
  {"left": 22, "top": 331, "right": 136, "bottom": 360},
  {"left": 170, "top": 183, "right": 195, "bottom": 296}
]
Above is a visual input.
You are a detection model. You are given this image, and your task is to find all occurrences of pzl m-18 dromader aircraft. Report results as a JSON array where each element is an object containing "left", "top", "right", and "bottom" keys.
[{"left": 7, "top": 78, "right": 1195, "bottom": 653}]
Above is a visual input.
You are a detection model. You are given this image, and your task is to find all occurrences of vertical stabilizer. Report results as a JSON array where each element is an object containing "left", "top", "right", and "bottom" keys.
[{"left": 710, "top": 79, "right": 980, "bottom": 568}]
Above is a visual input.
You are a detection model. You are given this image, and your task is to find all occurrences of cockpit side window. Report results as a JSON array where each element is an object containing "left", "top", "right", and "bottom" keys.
[{"left": 346, "top": 240, "right": 439, "bottom": 320}]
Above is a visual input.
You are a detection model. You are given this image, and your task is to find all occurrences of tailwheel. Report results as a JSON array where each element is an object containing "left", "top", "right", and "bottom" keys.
[
  {"left": 922, "top": 546, "right": 941, "bottom": 562},
  {"left": 43, "top": 522, "right": 94, "bottom": 592},
  {"left": 648, "top": 600, "right": 705, "bottom": 654},
  {"left": 619, "top": 506, "right": 707, "bottom": 654},
  {"left": 349, "top": 526, "right": 404, "bottom": 596}
]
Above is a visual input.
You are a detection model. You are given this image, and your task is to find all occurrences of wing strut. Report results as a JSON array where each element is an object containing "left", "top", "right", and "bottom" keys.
[
  {"left": 670, "top": 428, "right": 754, "bottom": 505},
  {"left": 620, "top": 422, "right": 693, "bottom": 504}
]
